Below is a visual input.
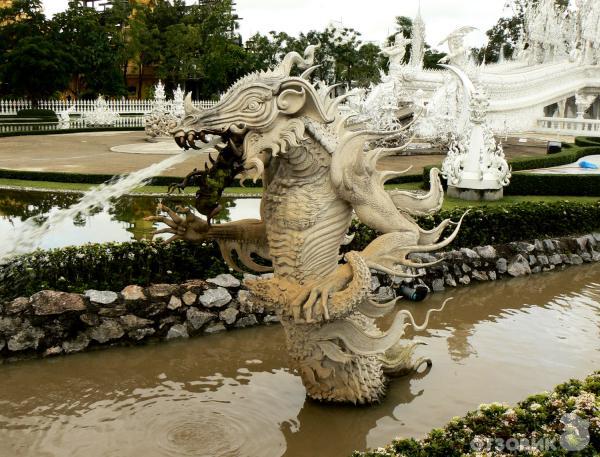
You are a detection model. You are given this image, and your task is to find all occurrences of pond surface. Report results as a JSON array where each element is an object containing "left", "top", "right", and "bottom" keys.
[
  {"left": 0, "top": 189, "right": 261, "bottom": 249},
  {"left": 1, "top": 264, "right": 599, "bottom": 457}
]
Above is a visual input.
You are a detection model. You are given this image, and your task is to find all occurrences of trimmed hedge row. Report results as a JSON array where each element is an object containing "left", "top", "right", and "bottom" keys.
[
  {"left": 506, "top": 174, "right": 600, "bottom": 197},
  {"left": 423, "top": 138, "right": 600, "bottom": 196},
  {"left": 353, "top": 371, "right": 600, "bottom": 457},
  {"left": 347, "top": 200, "right": 600, "bottom": 252},
  {"left": 2, "top": 201, "right": 599, "bottom": 301},
  {"left": 16, "top": 109, "right": 58, "bottom": 121},
  {"left": 0, "top": 240, "right": 231, "bottom": 302}
]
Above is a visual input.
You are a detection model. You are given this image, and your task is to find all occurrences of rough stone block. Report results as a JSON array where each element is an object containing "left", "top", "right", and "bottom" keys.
[
  {"left": 496, "top": 258, "right": 507, "bottom": 274},
  {"left": 121, "top": 285, "right": 146, "bottom": 302},
  {"left": 147, "top": 284, "right": 178, "bottom": 299},
  {"left": 431, "top": 279, "right": 445, "bottom": 292},
  {"left": 88, "top": 319, "right": 124, "bottom": 343},
  {"left": 234, "top": 315, "right": 259, "bottom": 328},
  {"left": 186, "top": 307, "right": 215, "bottom": 331},
  {"left": 507, "top": 255, "right": 531, "bottom": 277},
  {"left": 84, "top": 290, "right": 118, "bottom": 306},
  {"left": 219, "top": 307, "right": 239, "bottom": 325},
  {"left": 199, "top": 287, "right": 232, "bottom": 308},
  {"left": 166, "top": 324, "right": 189, "bottom": 340},
  {"left": 471, "top": 270, "right": 489, "bottom": 281},
  {"left": 119, "top": 314, "right": 153, "bottom": 331},
  {"left": 475, "top": 245, "right": 496, "bottom": 259},
  {"left": 168, "top": 295, "right": 183, "bottom": 310},
  {"left": 5, "top": 297, "right": 30, "bottom": 315},
  {"left": 204, "top": 322, "right": 226, "bottom": 334},
  {"left": 62, "top": 333, "right": 90, "bottom": 354},
  {"left": 7, "top": 325, "right": 44, "bottom": 351},
  {"left": 182, "top": 291, "right": 197, "bottom": 306},
  {"left": 31, "top": 291, "right": 86, "bottom": 316},
  {"left": 128, "top": 328, "right": 155, "bottom": 341},
  {"left": 207, "top": 274, "right": 241, "bottom": 288}
]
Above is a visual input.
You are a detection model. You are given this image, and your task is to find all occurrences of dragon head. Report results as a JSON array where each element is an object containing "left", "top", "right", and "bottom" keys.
[{"left": 172, "top": 45, "right": 332, "bottom": 168}]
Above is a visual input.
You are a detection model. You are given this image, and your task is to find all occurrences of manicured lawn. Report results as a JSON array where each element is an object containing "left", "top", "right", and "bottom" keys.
[{"left": 0, "top": 178, "right": 598, "bottom": 207}]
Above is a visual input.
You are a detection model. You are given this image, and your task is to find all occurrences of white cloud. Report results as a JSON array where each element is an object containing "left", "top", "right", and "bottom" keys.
[{"left": 42, "top": 0, "right": 510, "bottom": 52}]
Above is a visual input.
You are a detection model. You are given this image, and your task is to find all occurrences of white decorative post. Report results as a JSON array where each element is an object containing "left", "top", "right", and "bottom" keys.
[
  {"left": 409, "top": 4, "right": 426, "bottom": 69},
  {"left": 171, "top": 85, "right": 185, "bottom": 119},
  {"left": 441, "top": 66, "right": 511, "bottom": 201},
  {"left": 144, "top": 80, "right": 180, "bottom": 142}
]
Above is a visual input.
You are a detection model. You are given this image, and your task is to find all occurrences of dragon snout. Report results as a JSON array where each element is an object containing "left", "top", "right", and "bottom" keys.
[{"left": 172, "top": 128, "right": 212, "bottom": 150}]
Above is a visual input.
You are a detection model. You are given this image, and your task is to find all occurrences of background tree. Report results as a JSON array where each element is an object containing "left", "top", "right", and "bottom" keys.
[{"left": 51, "top": 1, "right": 127, "bottom": 98}]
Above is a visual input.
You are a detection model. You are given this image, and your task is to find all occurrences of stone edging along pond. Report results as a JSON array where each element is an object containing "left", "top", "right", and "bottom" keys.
[{"left": 0, "top": 232, "right": 599, "bottom": 363}]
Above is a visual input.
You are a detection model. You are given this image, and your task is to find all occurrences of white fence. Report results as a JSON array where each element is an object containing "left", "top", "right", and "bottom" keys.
[
  {"left": 0, "top": 116, "right": 145, "bottom": 134},
  {"left": 536, "top": 117, "right": 600, "bottom": 137},
  {"left": 0, "top": 98, "right": 217, "bottom": 116}
]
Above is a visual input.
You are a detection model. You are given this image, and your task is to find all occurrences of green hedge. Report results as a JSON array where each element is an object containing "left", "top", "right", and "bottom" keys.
[
  {"left": 423, "top": 138, "right": 600, "bottom": 196},
  {"left": 0, "top": 240, "right": 231, "bottom": 301},
  {"left": 2, "top": 201, "right": 599, "bottom": 301},
  {"left": 16, "top": 109, "right": 57, "bottom": 121},
  {"left": 353, "top": 371, "right": 600, "bottom": 457},
  {"left": 506, "top": 174, "right": 600, "bottom": 196},
  {"left": 346, "top": 200, "right": 600, "bottom": 252}
]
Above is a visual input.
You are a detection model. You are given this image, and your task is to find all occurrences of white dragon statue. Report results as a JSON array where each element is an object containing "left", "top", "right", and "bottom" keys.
[{"left": 146, "top": 45, "right": 466, "bottom": 404}]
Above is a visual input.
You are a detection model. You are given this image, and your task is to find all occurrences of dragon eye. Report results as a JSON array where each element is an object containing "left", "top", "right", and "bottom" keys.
[{"left": 245, "top": 99, "right": 261, "bottom": 112}]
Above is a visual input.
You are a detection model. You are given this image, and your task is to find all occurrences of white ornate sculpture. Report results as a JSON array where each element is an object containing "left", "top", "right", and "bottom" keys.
[
  {"left": 172, "top": 84, "right": 185, "bottom": 119},
  {"left": 441, "top": 66, "right": 511, "bottom": 200},
  {"left": 381, "top": 30, "right": 411, "bottom": 76},
  {"left": 438, "top": 26, "right": 477, "bottom": 69},
  {"left": 147, "top": 46, "right": 466, "bottom": 404},
  {"left": 409, "top": 5, "right": 426, "bottom": 68},
  {"left": 145, "top": 80, "right": 179, "bottom": 141},
  {"left": 83, "top": 95, "right": 119, "bottom": 127},
  {"left": 57, "top": 103, "right": 75, "bottom": 128}
]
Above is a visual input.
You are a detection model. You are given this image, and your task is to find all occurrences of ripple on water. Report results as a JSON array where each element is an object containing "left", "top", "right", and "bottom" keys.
[{"left": 3, "top": 369, "right": 305, "bottom": 457}]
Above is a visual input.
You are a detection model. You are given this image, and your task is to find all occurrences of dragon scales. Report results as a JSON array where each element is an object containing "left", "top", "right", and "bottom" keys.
[{"left": 146, "top": 46, "right": 465, "bottom": 404}]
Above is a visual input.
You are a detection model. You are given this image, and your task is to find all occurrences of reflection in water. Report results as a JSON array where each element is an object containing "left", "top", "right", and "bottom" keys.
[
  {"left": 0, "top": 190, "right": 261, "bottom": 249},
  {"left": 0, "top": 265, "right": 599, "bottom": 456}
]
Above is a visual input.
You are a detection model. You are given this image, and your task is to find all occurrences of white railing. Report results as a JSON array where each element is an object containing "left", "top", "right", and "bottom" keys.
[
  {"left": 0, "top": 116, "right": 145, "bottom": 134},
  {"left": 536, "top": 117, "right": 600, "bottom": 136},
  {"left": 0, "top": 98, "right": 217, "bottom": 116}
]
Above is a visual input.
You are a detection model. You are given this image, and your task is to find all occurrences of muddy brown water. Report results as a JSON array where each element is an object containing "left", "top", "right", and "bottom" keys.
[{"left": 1, "top": 264, "right": 599, "bottom": 457}]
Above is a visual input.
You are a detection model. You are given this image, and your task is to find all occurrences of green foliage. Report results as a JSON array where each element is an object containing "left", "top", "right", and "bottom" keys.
[
  {"left": 352, "top": 371, "right": 600, "bottom": 457},
  {"left": 423, "top": 139, "right": 600, "bottom": 196},
  {"left": 506, "top": 174, "right": 600, "bottom": 197},
  {"left": 0, "top": 240, "right": 232, "bottom": 302},
  {"left": 16, "top": 109, "right": 58, "bottom": 120},
  {"left": 347, "top": 200, "right": 600, "bottom": 251},
  {"left": 1, "top": 35, "right": 74, "bottom": 101},
  {"left": 2, "top": 201, "right": 598, "bottom": 300},
  {"left": 51, "top": 2, "right": 127, "bottom": 97}
]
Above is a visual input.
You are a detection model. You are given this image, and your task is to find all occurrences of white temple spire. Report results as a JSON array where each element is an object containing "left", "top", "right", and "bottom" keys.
[{"left": 409, "top": 1, "right": 426, "bottom": 68}]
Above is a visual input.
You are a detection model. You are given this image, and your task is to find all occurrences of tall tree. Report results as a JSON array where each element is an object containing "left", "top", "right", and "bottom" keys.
[{"left": 51, "top": 1, "right": 127, "bottom": 98}]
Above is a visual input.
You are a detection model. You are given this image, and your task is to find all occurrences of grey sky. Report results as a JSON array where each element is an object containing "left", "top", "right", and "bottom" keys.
[{"left": 42, "top": 0, "right": 511, "bottom": 52}]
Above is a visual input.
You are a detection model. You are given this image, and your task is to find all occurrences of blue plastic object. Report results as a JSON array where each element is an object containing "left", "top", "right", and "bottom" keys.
[{"left": 579, "top": 161, "right": 599, "bottom": 170}]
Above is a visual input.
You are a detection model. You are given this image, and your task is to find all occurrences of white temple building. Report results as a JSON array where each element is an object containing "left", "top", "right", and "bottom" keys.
[{"left": 384, "top": 0, "right": 600, "bottom": 138}]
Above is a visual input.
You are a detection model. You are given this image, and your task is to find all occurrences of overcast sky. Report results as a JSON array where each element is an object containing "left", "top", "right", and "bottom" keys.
[{"left": 42, "top": 0, "right": 510, "bottom": 52}]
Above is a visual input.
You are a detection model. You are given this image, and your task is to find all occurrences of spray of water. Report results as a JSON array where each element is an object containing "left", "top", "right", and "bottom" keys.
[{"left": 0, "top": 147, "right": 208, "bottom": 263}]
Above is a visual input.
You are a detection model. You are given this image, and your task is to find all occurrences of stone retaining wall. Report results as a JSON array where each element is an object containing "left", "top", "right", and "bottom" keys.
[{"left": 1, "top": 232, "right": 599, "bottom": 362}]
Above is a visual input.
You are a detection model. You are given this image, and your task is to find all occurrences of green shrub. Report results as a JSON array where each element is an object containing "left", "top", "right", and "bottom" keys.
[
  {"left": 0, "top": 240, "right": 231, "bottom": 302},
  {"left": 346, "top": 200, "right": 600, "bottom": 252},
  {"left": 16, "top": 108, "right": 57, "bottom": 121},
  {"left": 2, "top": 201, "right": 598, "bottom": 301},
  {"left": 352, "top": 371, "right": 600, "bottom": 457},
  {"left": 422, "top": 138, "right": 600, "bottom": 196},
  {"left": 506, "top": 174, "right": 600, "bottom": 196}
]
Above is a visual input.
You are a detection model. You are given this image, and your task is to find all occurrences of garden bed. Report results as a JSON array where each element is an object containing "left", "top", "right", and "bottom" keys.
[{"left": 353, "top": 371, "right": 600, "bottom": 456}]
